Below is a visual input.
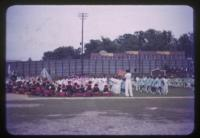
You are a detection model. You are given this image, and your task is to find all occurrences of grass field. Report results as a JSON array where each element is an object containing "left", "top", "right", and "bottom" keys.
[
  {"left": 120, "top": 87, "right": 194, "bottom": 97},
  {"left": 5, "top": 87, "right": 194, "bottom": 135}
]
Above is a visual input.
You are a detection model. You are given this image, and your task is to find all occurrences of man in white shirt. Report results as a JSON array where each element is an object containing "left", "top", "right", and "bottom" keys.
[
  {"left": 124, "top": 69, "right": 133, "bottom": 97},
  {"left": 146, "top": 76, "right": 150, "bottom": 93},
  {"left": 113, "top": 78, "right": 122, "bottom": 94},
  {"left": 138, "top": 76, "right": 143, "bottom": 93},
  {"left": 143, "top": 76, "right": 147, "bottom": 93},
  {"left": 155, "top": 76, "right": 162, "bottom": 95},
  {"left": 135, "top": 76, "right": 139, "bottom": 91},
  {"left": 162, "top": 76, "right": 169, "bottom": 95}
]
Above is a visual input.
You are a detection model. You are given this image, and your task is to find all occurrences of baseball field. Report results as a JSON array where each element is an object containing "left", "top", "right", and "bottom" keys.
[{"left": 6, "top": 87, "right": 194, "bottom": 135}]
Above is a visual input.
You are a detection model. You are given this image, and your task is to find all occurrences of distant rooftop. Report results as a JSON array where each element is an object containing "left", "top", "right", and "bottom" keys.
[{"left": 91, "top": 50, "right": 185, "bottom": 57}]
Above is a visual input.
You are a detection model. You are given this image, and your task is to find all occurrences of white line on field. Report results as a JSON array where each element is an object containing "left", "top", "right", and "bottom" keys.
[
  {"left": 25, "top": 96, "right": 194, "bottom": 100},
  {"left": 6, "top": 94, "right": 194, "bottom": 101}
]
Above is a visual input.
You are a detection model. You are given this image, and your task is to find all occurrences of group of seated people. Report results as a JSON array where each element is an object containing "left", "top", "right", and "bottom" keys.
[{"left": 6, "top": 76, "right": 113, "bottom": 97}]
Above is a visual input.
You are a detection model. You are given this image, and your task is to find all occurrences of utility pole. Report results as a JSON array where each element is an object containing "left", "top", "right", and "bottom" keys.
[
  {"left": 78, "top": 13, "right": 88, "bottom": 75},
  {"left": 138, "top": 35, "right": 142, "bottom": 77}
]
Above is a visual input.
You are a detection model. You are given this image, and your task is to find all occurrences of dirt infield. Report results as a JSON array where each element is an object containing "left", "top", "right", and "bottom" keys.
[{"left": 5, "top": 87, "right": 194, "bottom": 135}]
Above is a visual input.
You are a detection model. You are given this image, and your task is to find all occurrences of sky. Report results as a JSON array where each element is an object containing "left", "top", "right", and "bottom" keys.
[{"left": 6, "top": 5, "right": 193, "bottom": 61}]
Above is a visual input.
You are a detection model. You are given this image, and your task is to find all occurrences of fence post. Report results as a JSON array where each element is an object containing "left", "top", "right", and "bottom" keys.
[
  {"left": 15, "top": 62, "right": 18, "bottom": 76},
  {"left": 95, "top": 59, "right": 97, "bottom": 75},
  {"left": 35, "top": 61, "right": 37, "bottom": 76},
  {"left": 102, "top": 59, "right": 104, "bottom": 75},
  {"left": 149, "top": 59, "right": 151, "bottom": 75},
  {"left": 174, "top": 60, "right": 176, "bottom": 69},
  {"left": 28, "top": 61, "right": 30, "bottom": 77},
  {"left": 155, "top": 58, "right": 157, "bottom": 69},
  {"left": 22, "top": 61, "right": 25, "bottom": 77},
  {"left": 69, "top": 59, "right": 71, "bottom": 76},
  {"left": 75, "top": 59, "right": 77, "bottom": 75},
  {"left": 108, "top": 59, "right": 110, "bottom": 75},
  {"left": 141, "top": 60, "right": 143, "bottom": 76},
  {"left": 122, "top": 58, "right": 124, "bottom": 70},
  {"left": 135, "top": 58, "right": 137, "bottom": 75},
  {"left": 54, "top": 60, "right": 57, "bottom": 78},
  {"left": 62, "top": 59, "right": 63, "bottom": 78},
  {"left": 115, "top": 59, "right": 117, "bottom": 74},
  {"left": 128, "top": 59, "right": 130, "bottom": 72},
  {"left": 88, "top": 59, "right": 90, "bottom": 75}
]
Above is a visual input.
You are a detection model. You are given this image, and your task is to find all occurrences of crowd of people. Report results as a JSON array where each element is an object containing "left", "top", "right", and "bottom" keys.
[
  {"left": 5, "top": 75, "right": 113, "bottom": 97},
  {"left": 167, "top": 78, "right": 194, "bottom": 88},
  {"left": 134, "top": 76, "right": 169, "bottom": 95},
  {"left": 6, "top": 71, "right": 194, "bottom": 97}
]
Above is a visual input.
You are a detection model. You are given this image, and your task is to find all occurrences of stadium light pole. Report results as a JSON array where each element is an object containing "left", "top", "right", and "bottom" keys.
[
  {"left": 138, "top": 33, "right": 148, "bottom": 77},
  {"left": 139, "top": 39, "right": 141, "bottom": 77},
  {"left": 138, "top": 34, "right": 143, "bottom": 77},
  {"left": 78, "top": 13, "right": 88, "bottom": 75}
]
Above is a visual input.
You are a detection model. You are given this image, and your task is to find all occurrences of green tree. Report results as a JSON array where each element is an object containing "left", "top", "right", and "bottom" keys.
[
  {"left": 42, "top": 46, "right": 81, "bottom": 60},
  {"left": 141, "top": 29, "right": 176, "bottom": 51},
  {"left": 101, "top": 37, "right": 117, "bottom": 52},
  {"left": 53, "top": 46, "right": 74, "bottom": 59},
  {"left": 116, "top": 34, "right": 139, "bottom": 51},
  {"left": 177, "top": 33, "right": 193, "bottom": 58},
  {"left": 84, "top": 39, "right": 102, "bottom": 57},
  {"left": 42, "top": 30, "right": 193, "bottom": 60},
  {"left": 42, "top": 51, "right": 54, "bottom": 60}
]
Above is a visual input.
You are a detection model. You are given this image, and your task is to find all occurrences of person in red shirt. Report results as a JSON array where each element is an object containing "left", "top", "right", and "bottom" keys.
[
  {"left": 86, "top": 81, "right": 92, "bottom": 92},
  {"left": 92, "top": 83, "right": 101, "bottom": 96},
  {"left": 66, "top": 81, "right": 73, "bottom": 96},
  {"left": 35, "top": 83, "right": 42, "bottom": 96},
  {"left": 103, "top": 84, "right": 112, "bottom": 96},
  {"left": 74, "top": 84, "right": 85, "bottom": 97},
  {"left": 103, "top": 84, "right": 109, "bottom": 92},
  {"left": 84, "top": 81, "right": 92, "bottom": 96},
  {"left": 80, "top": 84, "right": 85, "bottom": 93}
]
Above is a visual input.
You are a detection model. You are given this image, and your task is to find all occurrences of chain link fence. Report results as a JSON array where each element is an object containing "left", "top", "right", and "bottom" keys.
[{"left": 6, "top": 58, "right": 191, "bottom": 79}]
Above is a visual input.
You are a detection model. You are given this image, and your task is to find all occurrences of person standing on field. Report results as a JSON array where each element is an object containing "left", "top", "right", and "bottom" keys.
[
  {"left": 162, "top": 76, "right": 169, "bottom": 95},
  {"left": 124, "top": 69, "right": 134, "bottom": 97}
]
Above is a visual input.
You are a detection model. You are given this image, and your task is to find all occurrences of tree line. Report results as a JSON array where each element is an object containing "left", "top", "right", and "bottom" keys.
[{"left": 42, "top": 29, "right": 194, "bottom": 60}]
